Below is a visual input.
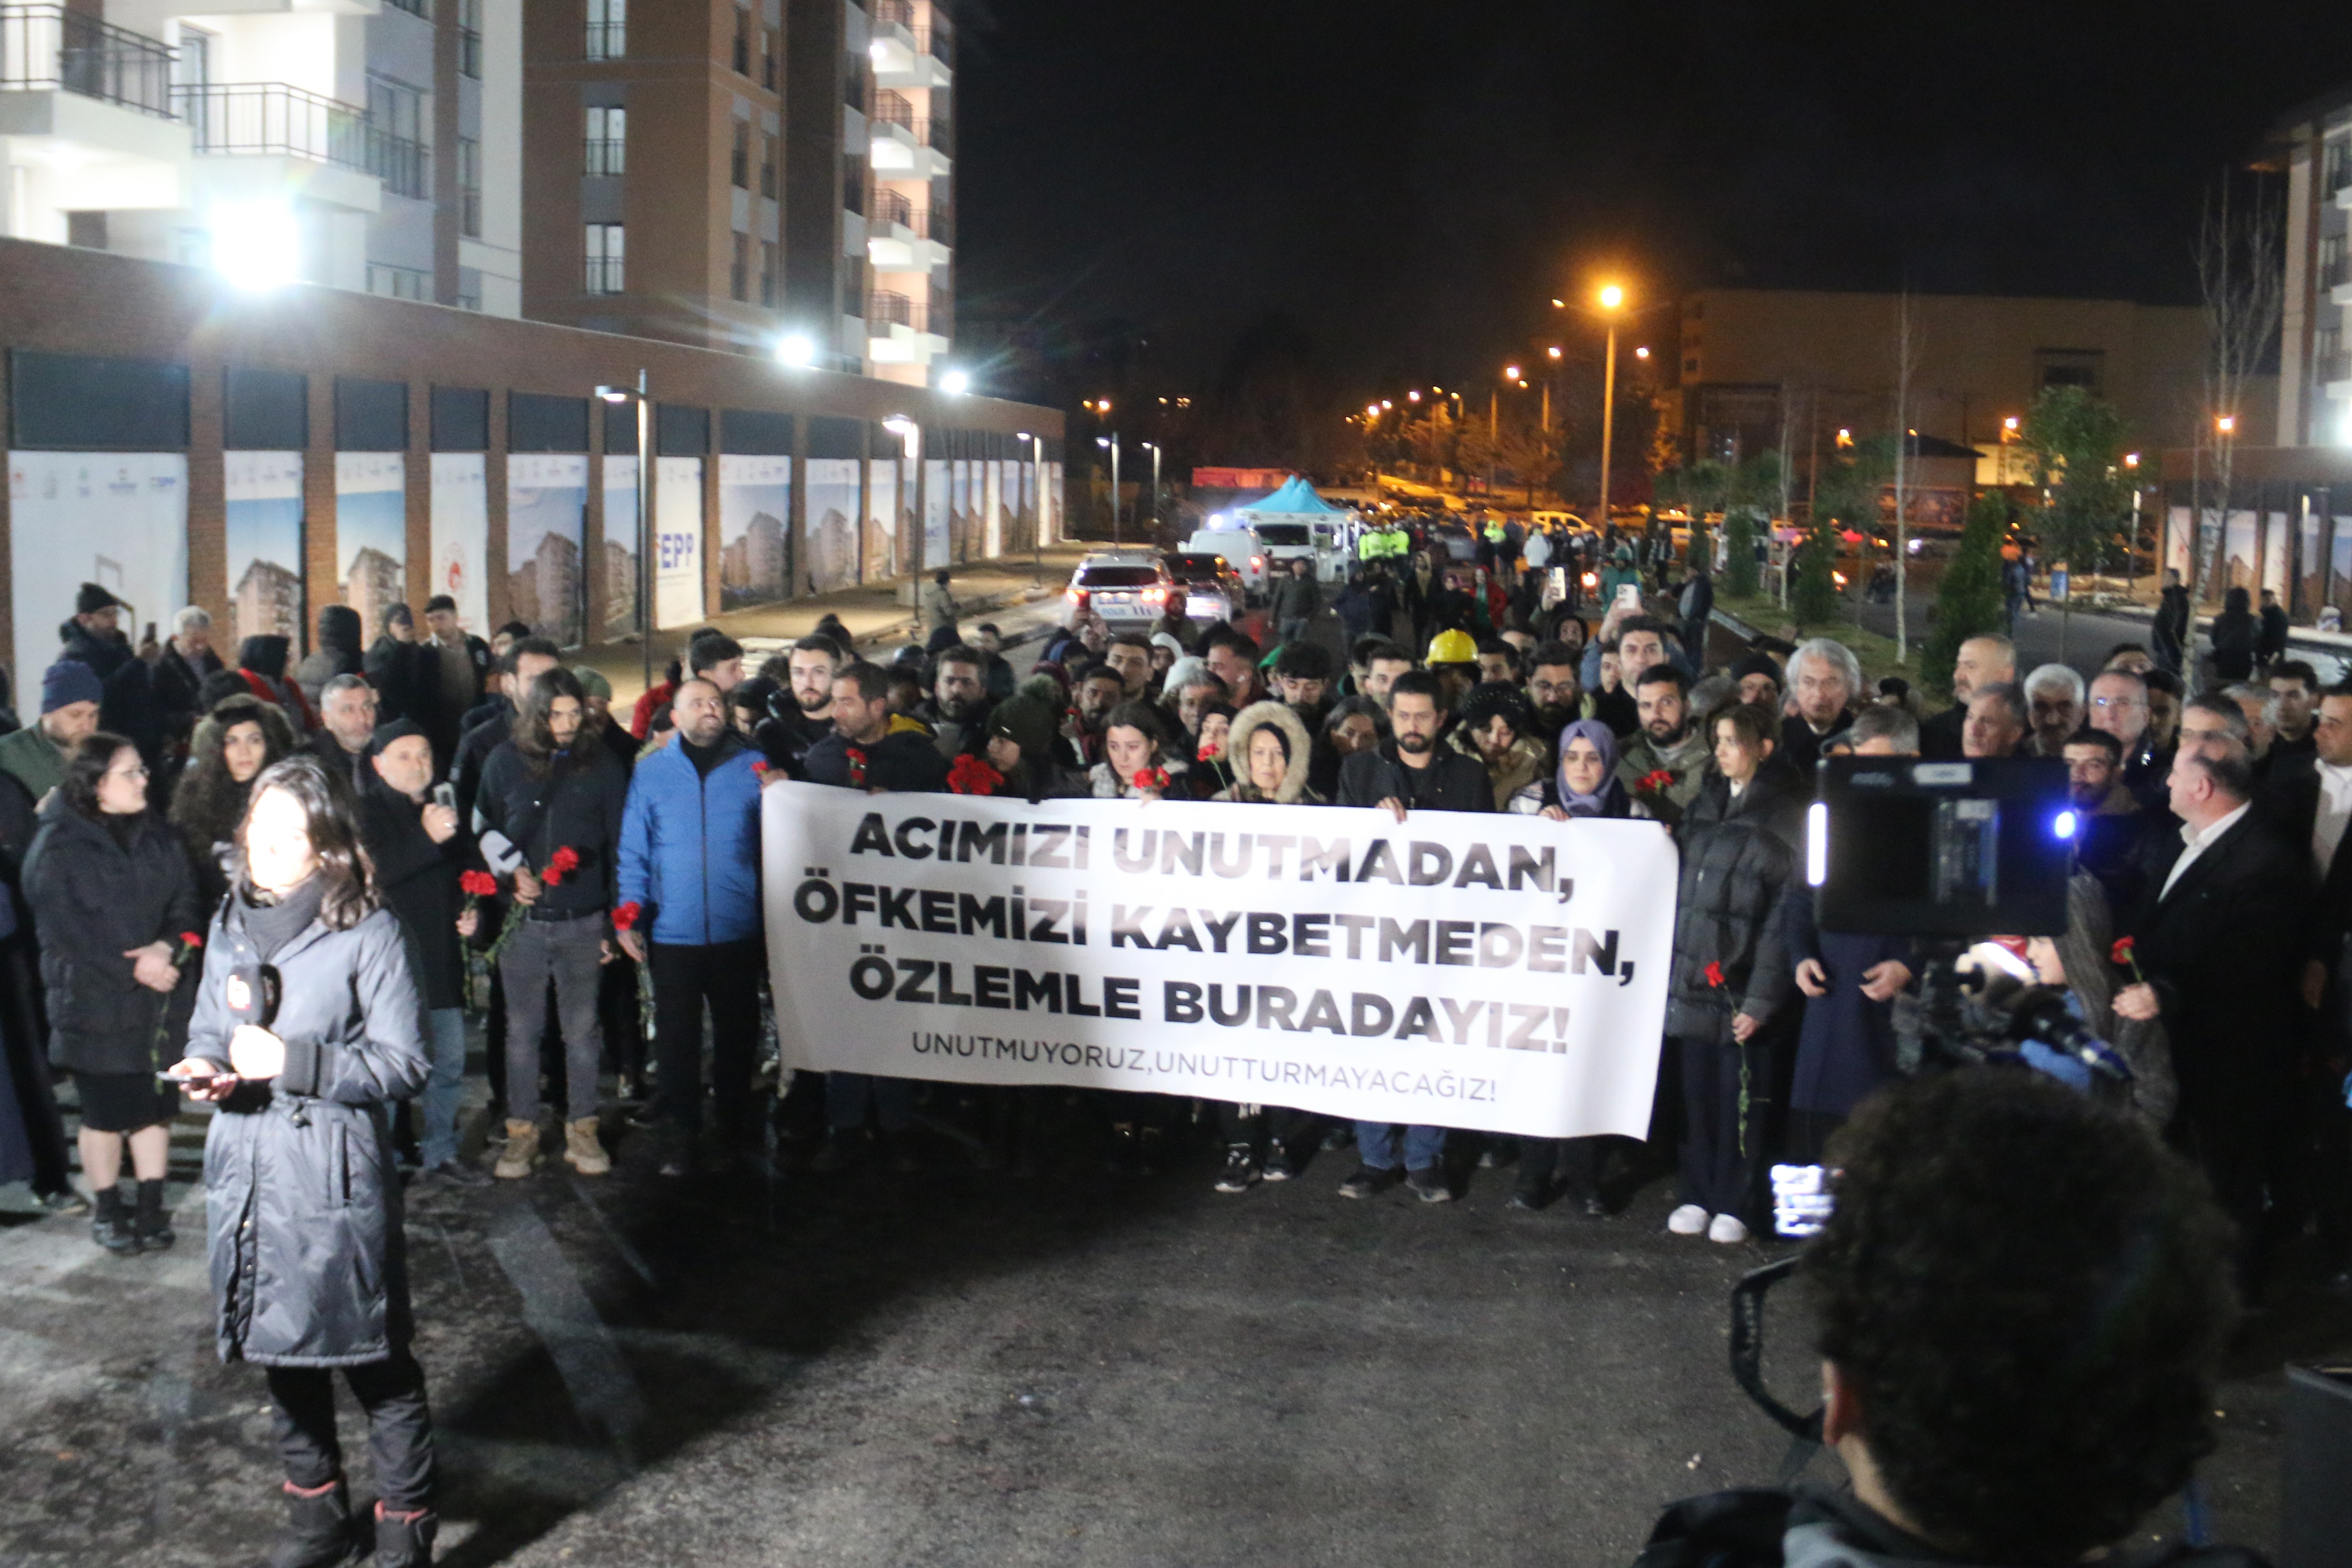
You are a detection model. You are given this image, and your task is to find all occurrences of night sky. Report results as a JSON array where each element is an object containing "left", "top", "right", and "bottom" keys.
[{"left": 956, "top": 1, "right": 2352, "bottom": 400}]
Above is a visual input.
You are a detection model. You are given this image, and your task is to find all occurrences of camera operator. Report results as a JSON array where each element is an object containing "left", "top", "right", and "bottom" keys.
[{"left": 1634, "top": 1069, "right": 2245, "bottom": 1568}]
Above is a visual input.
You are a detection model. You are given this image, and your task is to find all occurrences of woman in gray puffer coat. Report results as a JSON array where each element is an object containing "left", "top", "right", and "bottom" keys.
[{"left": 169, "top": 754, "right": 438, "bottom": 1568}]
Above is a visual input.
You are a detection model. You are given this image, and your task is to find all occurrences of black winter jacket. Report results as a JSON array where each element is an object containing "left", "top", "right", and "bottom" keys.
[
  {"left": 1665, "top": 759, "right": 1805, "bottom": 1046},
  {"left": 474, "top": 740, "right": 629, "bottom": 916},
  {"left": 22, "top": 808, "right": 201, "bottom": 1075},
  {"left": 358, "top": 781, "right": 470, "bottom": 1011},
  {"left": 189, "top": 894, "right": 428, "bottom": 1367},
  {"left": 1336, "top": 742, "right": 1496, "bottom": 815}
]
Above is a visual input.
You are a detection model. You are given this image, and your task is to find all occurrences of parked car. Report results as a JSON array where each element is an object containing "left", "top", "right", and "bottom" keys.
[
  {"left": 1065, "top": 552, "right": 1177, "bottom": 626},
  {"left": 1429, "top": 523, "right": 1479, "bottom": 563},
  {"left": 1184, "top": 526, "right": 1270, "bottom": 600},
  {"left": 1163, "top": 552, "right": 1247, "bottom": 622}
]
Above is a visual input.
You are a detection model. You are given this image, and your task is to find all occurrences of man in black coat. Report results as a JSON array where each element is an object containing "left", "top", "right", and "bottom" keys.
[
  {"left": 2118, "top": 742, "right": 2315, "bottom": 1291},
  {"left": 363, "top": 604, "right": 429, "bottom": 727},
  {"left": 1917, "top": 633, "right": 2014, "bottom": 761},
  {"left": 1333, "top": 669, "right": 1492, "bottom": 1205},
  {"left": 802, "top": 660, "right": 948, "bottom": 794},
  {"left": 358, "top": 720, "right": 486, "bottom": 1187}
]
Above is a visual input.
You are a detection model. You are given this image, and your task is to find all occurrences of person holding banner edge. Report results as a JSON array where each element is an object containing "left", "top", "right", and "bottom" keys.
[{"left": 1334, "top": 669, "right": 1495, "bottom": 1203}]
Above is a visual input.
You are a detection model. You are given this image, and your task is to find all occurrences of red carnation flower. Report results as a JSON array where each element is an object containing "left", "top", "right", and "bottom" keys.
[
  {"left": 459, "top": 870, "right": 498, "bottom": 899},
  {"left": 1637, "top": 768, "right": 1675, "bottom": 794},
  {"left": 1704, "top": 960, "right": 1725, "bottom": 988},
  {"left": 846, "top": 746, "right": 869, "bottom": 788},
  {"left": 612, "top": 901, "right": 641, "bottom": 933},
  {"left": 543, "top": 846, "right": 581, "bottom": 888},
  {"left": 2110, "top": 935, "right": 2143, "bottom": 983},
  {"left": 947, "top": 753, "right": 1003, "bottom": 795},
  {"left": 179, "top": 930, "right": 204, "bottom": 950},
  {"left": 1133, "top": 765, "right": 1170, "bottom": 793}
]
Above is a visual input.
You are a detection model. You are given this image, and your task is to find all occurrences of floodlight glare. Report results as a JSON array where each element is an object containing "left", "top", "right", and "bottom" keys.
[
  {"left": 940, "top": 369, "right": 971, "bottom": 395},
  {"left": 210, "top": 200, "right": 301, "bottom": 292},
  {"left": 776, "top": 333, "right": 816, "bottom": 366}
]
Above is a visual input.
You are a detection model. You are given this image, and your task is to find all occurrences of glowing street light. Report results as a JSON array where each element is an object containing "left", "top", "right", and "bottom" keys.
[
  {"left": 1381, "top": 399, "right": 1392, "bottom": 409},
  {"left": 1597, "top": 283, "right": 1625, "bottom": 310},
  {"left": 939, "top": 368, "right": 971, "bottom": 396},
  {"left": 593, "top": 372, "right": 655, "bottom": 695},
  {"left": 1407, "top": 389, "right": 1422, "bottom": 402},
  {"left": 775, "top": 332, "right": 816, "bottom": 366},
  {"left": 210, "top": 200, "right": 302, "bottom": 291},
  {"left": 1504, "top": 364, "right": 1522, "bottom": 380},
  {"left": 2216, "top": 414, "right": 2237, "bottom": 435},
  {"left": 1634, "top": 346, "right": 1650, "bottom": 360},
  {"left": 1547, "top": 345, "right": 1562, "bottom": 360}
]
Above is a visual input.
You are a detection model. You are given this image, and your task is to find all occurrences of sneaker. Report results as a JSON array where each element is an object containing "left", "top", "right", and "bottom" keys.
[
  {"left": 1261, "top": 1145, "right": 1294, "bottom": 1183},
  {"left": 1213, "top": 1144, "right": 1259, "bottom": 1193},
  {"left": 34, "top": 1186, "right": 88, "bottom": 1216},
  {"left": 1667, "top": 1203, "right": 1710, "bottom": 1236},
  {"left": 1708, "top": 1213, "right": 1750, "bottom": 1245},
  {"left": 1320, "top": 1125, "right": 1355, "bottom": 1153},
  {"left": 564, "top": 1117, "right": 611, "bottom": 1176},
  {"left": 1338, "top": 1165, "right": 1403, "bottom": 1200},
  {"left": 493, "top": 1119, "right": 540, "bottom": 1180},
  {"left": 1405, "top": 1166, "right": 1452, "bottom": 1204},
  {"left": 422, "top": 1159, "right": 492, "bottom": 1189},
  {"left": 89, "top": 1188, "right": 141, "bottom": 1256},
  {"left": 1505, "top": 1182, "right": 1547, "bottom": 1212}
]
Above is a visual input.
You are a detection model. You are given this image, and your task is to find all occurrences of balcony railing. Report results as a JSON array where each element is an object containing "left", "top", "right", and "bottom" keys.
[
  {"left": 868, "top": 190, "right": 952, "bottom": 244},
  {"left": 585, "top": 135, "right": 624, "bottom": 176},
  {"left": 2319, "top": 350, "right": 2352, "bottom": 385},
  {"left": 367, "top": 261, "right": 431, "bottom": 302},
  {"left": 2326, "top": 253, "right": 2352, "bottom": 291},
  {"left": 175, "top": 83, "right": 429, "bottom": 198},
  {"left": 872, "top": 188, "right": 912, "bottom": 227},
  {"left": 2329, "top": 154, "right": 2352, "bottom": 197},
  {"left": 584, "top": 19, "right": 625, "bottom": 59},
  {"left": 0, "top": 5, "right": 173, "bottom": 117},
  {"left": 873, "top": 88, "right": 912, "bottom": 127},
  {"left": 872, "top": 0, "right": 914, "bottom": 28},
  {"left": 914, "top": 25, "right": 952, "bottom": 66},
  {"left": 869, "top": 290, "right": 919, "bottom": 330}
]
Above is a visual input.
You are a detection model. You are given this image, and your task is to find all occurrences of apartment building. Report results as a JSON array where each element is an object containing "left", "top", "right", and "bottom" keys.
[
  {"left": 2270, "top": 85, "right": 2352, "bottom": 448},
  {"left": 521, "top": 0, "right": 952, "bottom": 385},
  {"left": 0, "top": 0, "right": 520, "bottom": 312}
]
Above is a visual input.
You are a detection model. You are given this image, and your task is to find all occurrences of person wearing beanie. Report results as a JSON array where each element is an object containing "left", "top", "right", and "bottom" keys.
[
  {"left": 295, "top": 604, "right": 365, "bottom": 709},
  {"left": 233, "top": 634, "right": 318, "bottom": 733},
  {"left": 978, "top": 683, "right": 1072, "bottom": 802},
  {"left": 61, "top": 583, "right": 133, "bottom": 683},
  {"left": 355, "top": 719, "right": 486, "bottom": 1188},
  {"left": 0, "top": 660, "right": 105, "bottom": 820},
  {"left": 1729, "top": 648, "right": 1783, "bottom": 712},
  {"left": 59, "top": 582, "right": 173, "bottom": 765}
]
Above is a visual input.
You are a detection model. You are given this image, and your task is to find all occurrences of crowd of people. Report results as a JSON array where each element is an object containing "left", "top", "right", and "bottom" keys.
[{"left": 0, "top": 531, "right": 2340, "bottom": 1561}]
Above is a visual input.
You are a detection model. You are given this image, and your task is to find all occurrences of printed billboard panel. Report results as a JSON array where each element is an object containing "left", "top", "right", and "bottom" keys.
[
  {"left": 507, "top": 454, "right": 588, "bottom": 646},
  {"left": 225, "top": 451, "right": 305, "bottom": 651}
]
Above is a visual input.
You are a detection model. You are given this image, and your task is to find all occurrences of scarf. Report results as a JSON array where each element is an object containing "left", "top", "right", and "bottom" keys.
[{"left": 1554, "top": 718, "right": 1623, "bottom": 817}]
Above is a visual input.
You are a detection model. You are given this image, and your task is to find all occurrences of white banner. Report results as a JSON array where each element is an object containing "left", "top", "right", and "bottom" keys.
[
  {"left": 654, "top": 456, "right": 703, "bottom": 630},
  {"left": 762, "top": 785, "right": 1675, "bottom": 1139}
]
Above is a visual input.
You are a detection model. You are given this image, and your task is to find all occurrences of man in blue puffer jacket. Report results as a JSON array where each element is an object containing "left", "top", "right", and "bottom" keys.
[{"left": 616, "top": 677, "right": 767, "bottom": 1174}]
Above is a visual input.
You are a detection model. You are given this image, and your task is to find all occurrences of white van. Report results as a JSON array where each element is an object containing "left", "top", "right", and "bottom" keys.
[
  {"left": 1185, "top": 526, "right": 1269, "bottom": 600},
  {"left": 1250, "top": 519, "right": 1354, "bottom": 583}
]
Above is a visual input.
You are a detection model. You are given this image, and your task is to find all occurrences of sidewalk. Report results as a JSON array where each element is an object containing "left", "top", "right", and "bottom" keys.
[{"left": 574, "top": 544, "right": 1085, "bottom": 710}]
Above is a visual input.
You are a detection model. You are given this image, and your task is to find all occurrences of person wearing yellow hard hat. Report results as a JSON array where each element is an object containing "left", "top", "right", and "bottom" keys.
[{"left": 1424, "top": 627, "right": 1480, "bottom": 713}]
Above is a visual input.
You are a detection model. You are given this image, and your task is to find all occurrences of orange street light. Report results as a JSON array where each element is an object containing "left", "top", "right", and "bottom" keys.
[
  {"left": 1407, "top": 389, "right": 1422, "bottom": 402},
  {"left": 1381, "top": 399, "right": 1393, "bottom": 409},
  {"left": 1504, "top": 364, "right": 1522, "bottom": 380},
  {"left": 1546, "top": 345, "right": 1562, "bottom": 360},
  {"left": 2216, "top": 414, "right": 2238, "bottom": 435},
  {"left": 1835, "top": 427, "right": 1854, "bottom": 448},
  {"left": 1365, "top": 403, "right": 1381, "bottom": 418},
  {"left": 1634, "top": 346, "right": 1650, "bottom": 359},
  {"left": 1597, "top": 283, "right": 1625, "bottom": 310}
]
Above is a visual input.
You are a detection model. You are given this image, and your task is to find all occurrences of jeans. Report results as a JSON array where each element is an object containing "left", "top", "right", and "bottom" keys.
[
  {"left": 827, "top": 1072, "right": 914, "bottom": 1134},
  {"left": 418, "top": 1007, "right": 467, "bottom": 1167},
  {"left": 1677, "top": 1035, "right": 1760, "bottom": 1219},
  {"left": 1278, "top": 616, "right": 1311, "bottom": 646},
  {"left": 1355, "top": 1122, "right": 1445, "bottom": 1171},
  {"left": 499, "top": 915, "right": 607, "bottom": 1123},
  {"left": 651, "top": 938, "right": 762, "bottom": 1137},
  {"left": 266, "top": 1352, "right": 435, "bottom": 1512}
]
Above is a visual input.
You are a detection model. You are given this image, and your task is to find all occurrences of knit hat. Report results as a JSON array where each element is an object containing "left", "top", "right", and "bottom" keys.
[
  {"left": 988, "top": 691, "right": 1057, "bottom": 765},
  {"left": 75, "top": 582, "right": 121, "bottom": 616},
  {"left": 1729, "top": 649, "right": 1782, "bottom": 686},
  {"left": 367, "top": 717, "right": 429, "bottom": 756},
  {"left": 41, "top": 658, "right": 103, "bottom": 714},
  {"left": 572, "top": 666, "right": 613, "bottom": 701}
]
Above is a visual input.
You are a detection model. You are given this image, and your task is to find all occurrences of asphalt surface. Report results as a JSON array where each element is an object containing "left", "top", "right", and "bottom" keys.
[{"left": 2, "top": 598, "right": 2346, "bottom": 1566}]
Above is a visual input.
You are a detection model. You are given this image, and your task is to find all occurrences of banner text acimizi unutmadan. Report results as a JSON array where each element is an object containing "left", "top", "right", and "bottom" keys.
[{"left": 761, "top": 782, "right": 1675, "bottom": 1139}]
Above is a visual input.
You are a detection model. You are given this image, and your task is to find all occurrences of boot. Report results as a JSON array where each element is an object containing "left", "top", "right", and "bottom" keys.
[
  {"left": 133, "top": 1178, "right": 174, "bottom": 1250},
  {"left": 563, "top": 1116, "right": 610, "bottom": 1175},
  {"left": 374, "top": 1500, "right": 437, "bottom": 1567},
  {"left": 267, "top": 1478, "right": 360, "bottom": 1568},
  {"left": 89, "top": 1186, "right": 142, "bottom": 1256},
  {"left": 493, "top": 1118, "right": 540, "bottom": 1179}
]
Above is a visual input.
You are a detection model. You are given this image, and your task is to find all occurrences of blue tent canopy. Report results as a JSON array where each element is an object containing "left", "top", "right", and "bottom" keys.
[{"left": 1235, "top": 476, "right": 1349, "bottom": 516}]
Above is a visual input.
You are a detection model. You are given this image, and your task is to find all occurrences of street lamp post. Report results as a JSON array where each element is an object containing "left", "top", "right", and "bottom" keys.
[
  {"left": 1097, "top": 433, "right": 1122, "bottom": 545},
  {"left": 1019, "top": 431, "right": 1044, "bottom": 583},
  {"left": 1596, "top": 284, "right": 1624, "bottom": 534},
  {"left": 1140, "top": 441, "right": 1163, "bottom": 535},
  {"left": 594, "top": 370, "right": 654, "bottom": 698}
]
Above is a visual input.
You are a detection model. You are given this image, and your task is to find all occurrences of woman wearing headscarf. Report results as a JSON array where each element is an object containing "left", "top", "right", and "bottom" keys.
[
  {"left": 167, "top": 755, "right": 438, "bottom": 1567},
  {"left": 24, "top": 731, "right": 201, "bottom": 1254},
  {"left": 1509, "top": 719, "right": 1643, "bottom": 1211},
  {"left": 171, "top": 695, "right": 296, "bottom": 908},
  {"left": 1207, "top": 700, "right": 1322, "bottom": 1192}
]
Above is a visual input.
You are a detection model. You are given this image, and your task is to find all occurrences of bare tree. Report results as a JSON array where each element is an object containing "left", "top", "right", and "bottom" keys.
[{"left": 2191, "top": 170, "right": 2284, "bottom": 610}]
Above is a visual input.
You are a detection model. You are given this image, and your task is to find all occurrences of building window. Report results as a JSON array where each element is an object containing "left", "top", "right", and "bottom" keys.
[
  {"left": 731, "top": 120, "right": 749, "bottom": 188},
  {"left": 174, "top": 24, "right": 211, "bottom": 90},
  {"left": 586, "top": 0, "right": 625, "bottom": 60},
  {"left": 458, "top": 137, "right": 481, "bottom": 237},
  {"left": 760, "top": 240, "right": 777, "bottom": 307},
  {"left": 841, "top": 153, "right": 865, "bottom": 214},
  {"left": 585, "top": 105, "right": 625, "bottom": 175},
  {"left": 365, "top": 72, "right": 430, "bottom": 198},
  {"left": 458, "top": 0, "right": 482, "bottom": 78},
  {"left": 731, "top": 233, "right": 749, "bottom": 303},
  {"left": 585, "top": 223, "right": 624, "bottom": 293},
  {"left": 2325, "top": 233, "right": 2347, "bottom": 292},
  {"left": 760, "top": 135, "right": 776, "bottom": 198},
  {"left": 732, "top": 8, "right": 750, "bottom": 76},
  {"left": 762, "top": 29, "right": 776, "bottom": 91},
  {"left": 384, "top": 0, "right": 427, "bottom": 16}
]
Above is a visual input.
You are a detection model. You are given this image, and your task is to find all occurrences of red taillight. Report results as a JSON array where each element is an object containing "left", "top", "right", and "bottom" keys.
[{"left": 1251, "top": 555, "right": 1264, "bottom": 568}]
